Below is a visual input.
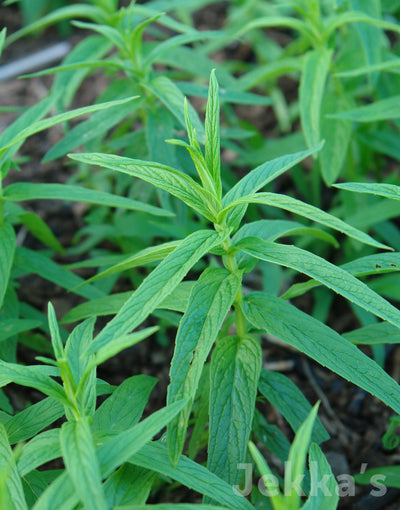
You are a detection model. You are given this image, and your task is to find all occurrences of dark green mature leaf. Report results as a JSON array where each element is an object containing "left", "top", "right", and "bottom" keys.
[
  {"left": 130, "top": 442, "right": 255, "bottom": 510},
  {"left": 207, "top": 335, "right": 261, "bottom": 486},
  {"left": 60, "top": 418, "right": 107, "bottom": 510},
  {"left": 4, "top": 183, "right": 172, "bottom": 217},
  {"left": 302, "top": 444, "right": 339, "bottom": 510},
  {"left": 17, "top": 429, "right": 60, "bottom": 477},
  {"left": 92, "top": 376, "right": 157, "bottom": 433},
  {"left": 243, "top": 292, "right": 400, "bottom": 414},
  {"left": 87, "top": 230, "right": 222, "bottom": 354},
  {"left": 237, "top": 238, "right": 400, "bottom": 327},
  {"left": 258, "top": 370, "right": 329, "bottom": 444},
  {"left": 0, "top": 222, "right": 15, "bottom": 310},
  {"left": 69, "top": 153, "right": 219, "bottom": 221},
  {"left": 354, "top": 465, "right": 400, "bottom": 488},
  {"left": 0, "top": 423, "right": 27, "bottom": 510},
  {"left": 300, "top": 49, "right": 332, "bottom": 150},
  {"left": 167, "top": 268, "right": 241, "bottom": 465},
  {"left": 224, "top": 193, "right": 389, "bottom": 250},
  {"left": 3, "top": 398, "right": 63, "bottom": 444},
  {"left": 31, "top": 471, "right": 77, "bottom": 510},
  {"left": 205, "top": 70, "right": 222, "bottom": 198}
]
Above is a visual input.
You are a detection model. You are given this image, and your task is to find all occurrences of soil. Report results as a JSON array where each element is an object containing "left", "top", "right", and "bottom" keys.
[{"left": 1, "top": 3, "right": 400, "bottom": 509}]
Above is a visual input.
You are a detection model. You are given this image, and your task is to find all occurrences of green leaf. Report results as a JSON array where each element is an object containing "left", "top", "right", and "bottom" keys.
[
  {"left": 3, "top": 398, "right": 63, "bottom": 445},
  {"left": 81, "top": 241, "right": 180, "bottom": 286},
  {"left": 329, "top": 95, "right": 400, "bottom": 122},
  {"left": 0, "top": 319, "right": 40, "bottom": 343},
  {"left": 205, "top": 70, "right": 222, "bottom": 199},
  {"left": 248, "top": 441, "right": 284, "bottom": 510},
  {"left": 285, "top": 404, "right": 320, "bottom": 510},
  {"left": 258, "top": 370, "right": 329, "bottom": 444},
  {"left": 302, "top": 443, "right": 339, "bottom": 510},
  {"left": 60, "top": 418, "right": 107, "bottom": 510},
  {"left": 238, "top": 238, "right": 400, "bottom": 327},
  {"left": 242, "top": 292, "right": 400, "bottom": 415},
  {"left": 48, "top": 303, "right": 63, "bottom": 360},
  {"left": 0, "top": 423, "right": 27, "bottom": 510},
  {"left": 103, "top": 464, "right": 156, "bottom": 507},
  {"left": 335, "top": 182, "right": 400, "bottom": 203},
  {"left": 17, "top": 429, "right": 60, "bottom": 477},
  {"left": 4, "top": 183, "right": 172, "bottom": 217},
  {"left": 115, "top": 505, "right": 229, "bottom": 510},
  {"left": 223, "top": 145, "right": 323, "bottom": 206},
  {"left": 87, "top": 230, "right": 221, "bottom": 354},
  {"left": 320, "top": 85, "right": 353, "bottom": 185},
  {"left": 144, "top": 76, "right": 205, "bottom": 138},
  {"left": 0, "top": 223, "right": 15, "bottom": 310},
  {"left": 97, "top": 400, "right": 188, "bottom": 477},
  {"left": 207, "top": 335, "right": 261, "bottom": 486},
  {"left": 167, "top": 268, "right": 241, "bottom": 465},
  {"left": 92, "top": 375, "right": 157, "bottom": 433},
  {"left": 5, "top": 4, "right": 105, "bottom": 45},
  {"left": 0, "top": 362, "right": 69, "bottom": 406},
  {"left": 0, "top": 97, "right": 138, "bottom": 159},
  {"left": 130, "top": 442, "right": 255, "bottom": 510},
  {"left": 69, "top": 153, "right": 219, "bottom": 221},
  {"left": 224, "top": 194, "right": 389, "bottom": 250},
  {"left": 31, "top": 471, "right": 77, "bottom": 510},
  {"left": 343, "top": 322, "right": 400, "bottom": 345},
  {"left": 86, "top": 326, "right": 158, "bottom": 371},
  {"left": 300, "top": 49, "right": 332, "bottom": 150},
  {"left": 0, "top": 28, "right": 6, "bottom": 59},
  {"left": 282, "top": 250, "right": 400, "bottom": 300},
  {"left": 15, "top": 209, "right": 65, "bottom": 252},
  {"left": 14, "top": 247, "right": 105, "bottom": 301},
  {"left": 61, "top": 282, "right": 195, "bottom": 324},
  {"left": 354, "top": 465, "right": 400, "bottom": 488}
]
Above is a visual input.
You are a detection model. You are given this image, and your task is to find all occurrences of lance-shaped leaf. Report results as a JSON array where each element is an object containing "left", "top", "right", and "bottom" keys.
[
  {"left": 335, "top": 182, "right": 400, "bottom": 203},
  {"left": 0, "top": 222, "right": 15, "bottom": 310},
  {"left": 0, "top": 423, "right": 27, "bottom": 510},
  {"left": 237, "top": 237, "right": 400, "bottom": 328},
  {"left": 205, "top": 69, "right": 222, "bottom": 198},
  {"left": 130, "top": 442, "right": 255, "bottom": 510},
  {"left": 0, "top": 97, "right": 138, "bottom": 159},
  {"left": 329, "top": 95, "right": 400, "bottom": 122},
  {"left": 222, "top": 193, "right": 389, "bottom": 250},
  {"left": 69, "top": 153, "right": 219, "bottom": 221},
  {"left": 167, "top": 268, "right": 241, "bottom": 465},
  {"left": 258, "top": 370, "right": 329, "bottom": 444},
  {"left": 242, "top": 292, "right": 400, "bottom": 415},
  {"left": 88, "top": 230, "right": 221, "bottom": 354},
  {"left": 80, "top": 240, "right": 180, "bottom": 286},
  {"left": 300, "top": 49, "right": 332, "bottom": 150},
  {"left": 302, "top": 443, "right": 339, "bottom": 510},
  {"left": 4, "top": 183, "right": 172, "bottom": 217},
  {"left": 282, "top": 251, "right": 400, "bottom": 300},
  {"left": 207, "top": 335, "right": 261, "bottom": 486},
  {"left": 17, "top": 429, "right": 61, "bottom": 477},
  {"left": 60, "top": 417, "right": 107, "bottom": 510},
  {"left": 221, "top": 143, "right": 322, "bottom": 230}
]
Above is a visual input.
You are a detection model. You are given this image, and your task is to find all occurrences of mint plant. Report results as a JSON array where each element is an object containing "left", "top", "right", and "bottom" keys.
[{"left": 59, "top": 71, "right": 400, "bottom": 506}]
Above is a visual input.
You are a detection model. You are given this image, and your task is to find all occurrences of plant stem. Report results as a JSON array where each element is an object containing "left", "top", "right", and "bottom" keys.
[{"left": 223, "top": 239, "right": 247, "bottom": 338}]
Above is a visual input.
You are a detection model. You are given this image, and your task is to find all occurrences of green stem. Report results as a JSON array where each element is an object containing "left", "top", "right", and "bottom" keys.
[{"left": 223, "top": 239, "right": 248, "bottom": 339}]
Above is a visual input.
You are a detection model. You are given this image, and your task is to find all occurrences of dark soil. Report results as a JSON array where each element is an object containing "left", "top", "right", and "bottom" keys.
[{"left": 2, "top": 4, "right": 400, "bottom": 509}]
